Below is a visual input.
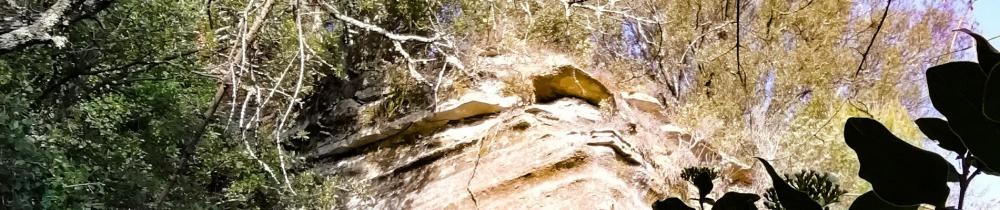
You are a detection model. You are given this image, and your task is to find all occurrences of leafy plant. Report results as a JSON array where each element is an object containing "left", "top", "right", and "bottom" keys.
[
  {"left": 655, "top": 166, "right": 759, "bottom": 210},
  {"left": 847, "top": 191, "right": 917, "bottom": 210},
  {"left": 681, "top": 166, "right": 719, "bottom": 209},
  {"left": 763, "top": 170, "right": 846, "bottom": 210},
  {"left": 756, "top": 158, "right": 823, "bottom": 210},
  {"left": 918, "top": 29, "right": 1000, "bottom": 210},
  {"left": 757, "top": 29, "right": 1000, "bottom": 210},
  {"left": 844, "top": 118, "right": 955, "bottom": 207}
]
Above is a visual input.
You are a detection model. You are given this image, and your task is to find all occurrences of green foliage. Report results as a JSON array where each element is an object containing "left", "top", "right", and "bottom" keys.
[
  {"left": 0, "top": 0, "right": 221, "bottom": 208},
  {"left": 763, "top": 170, "right": 847, "bottom": 210}
]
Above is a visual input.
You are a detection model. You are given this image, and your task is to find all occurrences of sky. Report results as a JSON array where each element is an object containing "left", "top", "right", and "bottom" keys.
[{"left": 972, "top": 0, "right": 1000, "bottom": 46}]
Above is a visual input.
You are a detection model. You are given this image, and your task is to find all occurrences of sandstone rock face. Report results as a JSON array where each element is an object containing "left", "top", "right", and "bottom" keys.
[
  {"left": 623, "top": 92, "right": 665, "bottom": 115},
  {"left": 302, "top": 60, "right": 737, "bottom": 210},
  {"left": 429, "top": 91, "right": 518, "bottom": 121},
  {"left": 532, "top": 65, "right": 612, "bottom": 105},
  {"left": 320, "top": 98, "right": 675, "bottom": 209},
  {"left": 310, "top": 92, "right": 517, "bottom": 158}
]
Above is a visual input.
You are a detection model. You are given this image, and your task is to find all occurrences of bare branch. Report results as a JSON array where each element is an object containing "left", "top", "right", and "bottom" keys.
[
  {"left": 316, "top": 1, "right": 465, "bottom": 85},
  {"left": 0, "top": 0, "right": 74, "bottom": 51},
  {"left": 853, "top": 0, "right": 893, "bottom": 78},
  {"left": 318, "top": 2, "right": 441, "bottom": 43},
  {"left": 0, "top": 0, "right": 114, "bottom": 52},
  {"left": 568, "top": 0, "right": 656, "bottom": 24}
]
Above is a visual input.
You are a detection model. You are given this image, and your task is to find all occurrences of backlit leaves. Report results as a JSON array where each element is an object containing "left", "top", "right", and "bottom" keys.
[
  {"left": 844, "top": 118, "right": 951, "bottom": 207},
  {"left": 755, "top": 158, "right": 822, "bottom": 210},
  {"left": 914, "top": 118, "right": 967, "bottom": 155},
  {"left": 927, "top": 61, "right": 1000, "bottom": 173},
  {"left": 847, "top": 191, "right": 918, "bottom": 210}
]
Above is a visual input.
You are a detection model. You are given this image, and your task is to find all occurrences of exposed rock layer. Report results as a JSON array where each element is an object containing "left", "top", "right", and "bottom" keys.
[{"left": 301, "top": 58, "right": 739, "bottom": 209}]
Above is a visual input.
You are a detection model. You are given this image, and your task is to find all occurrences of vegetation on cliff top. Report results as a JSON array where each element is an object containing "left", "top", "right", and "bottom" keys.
[{"left": 2, "top": 0, "right": 994, "bottom": 208}]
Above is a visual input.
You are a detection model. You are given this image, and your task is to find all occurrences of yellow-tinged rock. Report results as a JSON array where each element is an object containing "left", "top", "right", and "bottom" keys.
[{"left": 532, "top": 65, "right": 612, "bottom": 105}]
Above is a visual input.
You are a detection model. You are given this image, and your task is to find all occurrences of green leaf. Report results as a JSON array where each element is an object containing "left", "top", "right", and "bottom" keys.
[
  {"left": 847, "top": 191, "right": 918, "bottom": 210},
  {"left": 844, "top": 118, "right": 951, "bottom": 207},
  {"left": 755, "top": 158, "right": 822, "bottom": 210},
  {"left": 711, "top": 192, "right": 760, "bottom": 210},
  {"left": 652, "top": 197, "right": 696, "bottom": 210},
  {"left": 914, "top": 118, "right": 967, "bottom": 155},
  {"left": 956, "top": 29, "right": 1000, "bottom": 75}
]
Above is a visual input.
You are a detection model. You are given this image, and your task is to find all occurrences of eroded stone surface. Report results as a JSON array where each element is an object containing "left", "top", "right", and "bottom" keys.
[
  {"left": 311, "top": 91, "right": 518, "bottom": 158},
  {"left": 532, "top": 65, "right": 612, "bottom": 105},
  {"left": 430, "top": 92, "right": 517, "bottom": 121},
  {"left": 623, "top": 92, "right": 664, "bottom": 115},
  {"left": 311, "top": 111, "right": 433, "bottom": 158},
  {"left": 525, "top": 98, "right": 603, "bottom": 123},
  {"left": 317, "top": 98, "right": 691, "bottom": 210},
  {"left": 303, "top": 55, "right": 753, "bottom": 210}
]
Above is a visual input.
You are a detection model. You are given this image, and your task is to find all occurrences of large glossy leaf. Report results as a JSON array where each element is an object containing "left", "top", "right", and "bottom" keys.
[
  {"left": 914, "top": 118, "right": 967, "bottom": 155},
  {"left": 652, "top": 197, "right": 696, "bottom": 210},
  {"left": 927, "top": 63, "right": 1000, "bottom": 173},
  {"left": 956, "top": 29, "right": 1000, "bottom": 75},
  {"left": 844, "top": 118, "right": 951, "bottom": 207},
  {"left": 711, "top": 192, "right": 760, "bottom": 210},
  {"left": 755, "top": 158, "right": 822, "bottom": 210},
  {"left": 847, "top": 191, "right": 918, "bottom": 210}
]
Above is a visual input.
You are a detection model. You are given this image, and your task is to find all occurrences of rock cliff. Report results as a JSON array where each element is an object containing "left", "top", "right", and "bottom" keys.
[{"left": 295, "top": 53, "right": 752, "bottom": 209}]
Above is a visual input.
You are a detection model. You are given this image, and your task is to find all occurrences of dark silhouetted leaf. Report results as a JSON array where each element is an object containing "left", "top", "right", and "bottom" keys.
[
  {"left": 987, "top": 71, "right": 1000, "bottom": 122},
  {"left": 927, "top": 62, "right": 987, "bottom": 120},
  {"left": 844, "top": 118, "right": 951, "bottom": 207},
  {"left": 970, "top": 158, "right": 1000, "bottom": 176},
  {"left": 927, "top": 64, "right": 1000, "bottom": 173},
  {"left": 681, "top": 167, "right": 718, "bottom": 206},
  {"left": 848, "top": 191, "right": 918, "bottom": 210},
  {"left": 956, "top": 29, "right": 1000, "bottom": 75},
  {"left": 755, "top": 157, "right": 822, "bottom": 210},
  {"left": 981, "top": 29, "right": 1000, "bottom": 121},
  {"left": 653, "top": 197, "right": 696, "bottom": 210},
  {"left": 914, "top": 118, "right": 967, "bottom": 155},
  {"left": 712, "top": 192, "right": 760, "bottom": 210}
]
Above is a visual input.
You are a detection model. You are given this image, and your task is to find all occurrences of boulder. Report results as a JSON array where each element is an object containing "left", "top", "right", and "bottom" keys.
[
  {"left": 622, "top": 92, "right": 664, "bottom": 114},
  {"left": 532, "top": 65, "right": 612, "bottom": 105}
]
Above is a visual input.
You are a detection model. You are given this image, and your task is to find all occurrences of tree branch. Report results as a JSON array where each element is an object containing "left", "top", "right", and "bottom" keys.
[
  {"left": 317, "top": 2, "right": 441, "bottom": 43},
  {"left": 0, "top": 0, "right": 74, "bottom": 51},
  {"left": 853, "top": 0, "right": 892, "bottom": 78},
  {"left": 0, "top": 0, "right": 115, "bottom": 53}
]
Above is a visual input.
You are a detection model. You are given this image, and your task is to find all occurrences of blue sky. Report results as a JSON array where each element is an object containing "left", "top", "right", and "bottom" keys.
[{"left": 973, "top": 0, "right": 1000, "bottom": 46}]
